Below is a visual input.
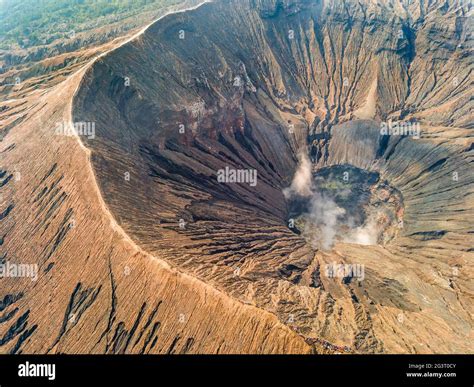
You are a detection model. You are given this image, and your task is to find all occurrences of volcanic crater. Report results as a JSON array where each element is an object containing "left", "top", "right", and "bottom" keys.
[{"left": 65, "top": 0, "right": 474, "bottom": 353}]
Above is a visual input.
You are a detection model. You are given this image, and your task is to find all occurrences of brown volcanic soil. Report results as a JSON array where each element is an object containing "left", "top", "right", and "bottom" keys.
[
  {"left": 1, "top": 0, "right": 473, "bottom": 354},
  {"left": 0, "top": 1, "right": 312, "bottom": 355}
]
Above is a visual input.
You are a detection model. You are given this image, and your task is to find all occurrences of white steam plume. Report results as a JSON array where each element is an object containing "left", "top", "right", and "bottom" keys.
[
  {"left": 283, "top": 151, "right": 313, "bottom": 198},
  {"left": 284, "top": 150, "right": 379, "bottom": 250},
  {"left": 305, "top": 192, "right": 346, "bottom": 250},
  {"left": 344, "top": 217, "right": 378, "bottom": 246}
]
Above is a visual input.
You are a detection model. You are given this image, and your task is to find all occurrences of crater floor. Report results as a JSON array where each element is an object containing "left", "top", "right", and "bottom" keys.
[{"left": 287, "top": 163, "right": 404, "bottom": 248}]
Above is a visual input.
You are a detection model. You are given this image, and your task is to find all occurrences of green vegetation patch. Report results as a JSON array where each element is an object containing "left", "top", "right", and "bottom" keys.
[{"left": 0, "top": 0, "right": 181, "bottom": 50}]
